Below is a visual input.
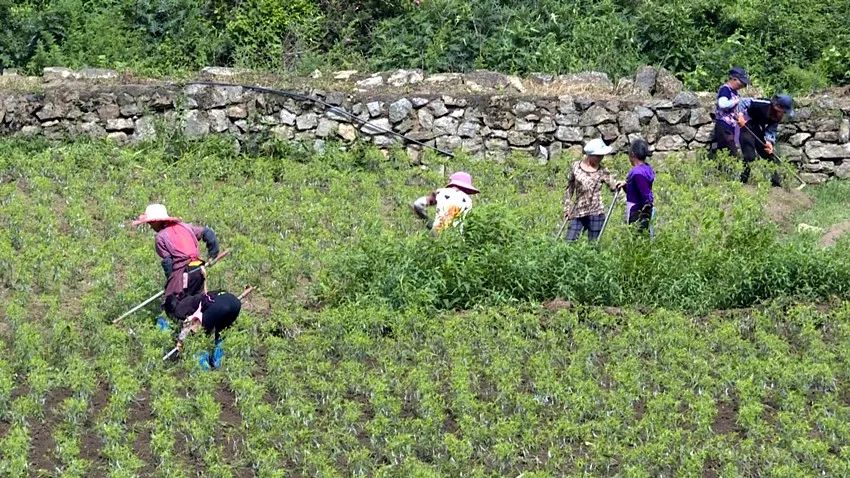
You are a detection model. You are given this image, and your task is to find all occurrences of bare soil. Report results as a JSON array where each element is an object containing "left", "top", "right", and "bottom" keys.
[
  {"left": 711, "top": 399, "right": 742, "bottom": 436},
  {"left": 244, "top": 291, "right": 272, "bottom": 317},
  {"left": 79, "top": 382, "right": 110, "bottom": 477},
  {"left": 214, "top": 384, "right": 253, "bottom": 478},
  {"left": 819, "top": 220, "right": 850, "bottom": 247},
  {"left": 763, "top": 187, "right": 813, "bottom": 229},
  {"left": 130, "top": 390, "right": 154, "bottom": 477},
  {"left": 30, "top": 388, "right": 72, "bottom": 476}
]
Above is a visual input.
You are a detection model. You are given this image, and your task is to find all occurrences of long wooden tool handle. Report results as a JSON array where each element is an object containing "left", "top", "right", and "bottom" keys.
[
  {"left": 162, "top": 347, "right": 179, "bottom": 361},
  {"left": 113, "top": 248, "right": 233, "bottom": 324},
  {"left": 238, "top": 286, "right": 255, "bottom": 300},
  {"left": 597, "top": 188, "right": 621, "bottom": 242},
  {"left": 741, "top": 123, "right": 806, "bottom": 188},
  {"left": 113, "top": 291, "right": 164, "bottom": 324},
  {"left": 554, "top": 219, "right": 568, "bottom": 239},
  {"left": 208, "top": 249, "right": 231, "bottom": 267}
]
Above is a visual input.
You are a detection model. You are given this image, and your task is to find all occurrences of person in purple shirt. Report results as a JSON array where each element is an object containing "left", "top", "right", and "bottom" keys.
[
  {"left": 624, "top": 139, "right": 655, "bottom": 235},
  {"left": 709, "top": 67, "right": 750, "bottom": 159}
]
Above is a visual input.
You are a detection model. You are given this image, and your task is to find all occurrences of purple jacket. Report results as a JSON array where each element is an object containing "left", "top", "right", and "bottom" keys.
[{"left": 625, "top": 163, "right": 655, "bottom": 217}]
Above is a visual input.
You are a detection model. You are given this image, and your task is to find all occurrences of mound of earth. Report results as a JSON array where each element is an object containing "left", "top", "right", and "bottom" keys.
[
  {"left": 819, "top": 220, "right": 850, "bottom": 247},
  {"left": 764, "top": 187, "right": 813, "bottom": 229}
]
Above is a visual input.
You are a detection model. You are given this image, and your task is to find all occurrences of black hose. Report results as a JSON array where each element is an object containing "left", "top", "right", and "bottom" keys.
[{"left": 181, "top": 80, "right": 455, "bottom": 158}]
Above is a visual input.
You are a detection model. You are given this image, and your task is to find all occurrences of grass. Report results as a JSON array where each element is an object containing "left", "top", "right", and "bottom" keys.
[
  {"left": 793, "top": 180, "right": 850, "bottom": 230},
  {"left": 1, "top": 137, "right": 850, "bottom": 476}
]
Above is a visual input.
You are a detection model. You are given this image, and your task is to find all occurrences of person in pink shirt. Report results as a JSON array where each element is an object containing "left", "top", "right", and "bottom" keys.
[{"left": 132, "top": 203, "right": 220, "bottom": 317}]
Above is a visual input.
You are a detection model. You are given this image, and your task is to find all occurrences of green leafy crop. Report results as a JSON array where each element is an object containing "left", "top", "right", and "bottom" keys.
[{"left": 2, "top": 137, "right": 850, "bottom": 476}]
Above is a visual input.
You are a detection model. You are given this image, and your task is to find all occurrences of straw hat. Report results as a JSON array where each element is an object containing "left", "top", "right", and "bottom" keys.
[{"left": 132, "top": 203, "right": 181, "bottom": 226}]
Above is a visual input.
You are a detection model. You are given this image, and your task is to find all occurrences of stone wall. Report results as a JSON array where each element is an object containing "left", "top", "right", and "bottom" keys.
[{"left": 2, "top": 66, "right": 850, "bottom": 182}]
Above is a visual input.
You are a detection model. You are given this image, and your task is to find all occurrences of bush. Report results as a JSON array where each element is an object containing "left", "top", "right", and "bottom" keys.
[
  {"left": 1, "top": 0, "right": 849, "bottom": 92},
  {"left": 320, "top": 157, "right": 850, "bottom": 313},
  {"left": 225, "top": 0, "right": 324, "bottom": 71}
]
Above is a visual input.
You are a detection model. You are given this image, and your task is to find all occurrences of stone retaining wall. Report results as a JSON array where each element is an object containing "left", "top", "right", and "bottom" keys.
[{"left": 2, "top": 67, "right": 850, "bottom": 182}]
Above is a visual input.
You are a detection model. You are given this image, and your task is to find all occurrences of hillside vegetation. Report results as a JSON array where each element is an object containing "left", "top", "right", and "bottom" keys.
[
  {"left": 2, "top": 138, "right": 850, "bottom": 476},
  {"left": 1, "top": 0, "right": 849, "bottom": 93}
]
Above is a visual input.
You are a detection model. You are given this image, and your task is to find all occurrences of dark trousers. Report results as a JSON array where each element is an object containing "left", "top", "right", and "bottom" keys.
[
  {"left": 708, "top": 122, "right": 738, "bottom": 159},
  {"left": 163, "top": 265, "right": 206, "bottom": 317},
  {"left": 566, "top": 214, "right": 605, "bottom": 241},
  {"left": 628, "top": 206, "right": 654, "bottom": 235},
  {"left": 739, "top": 128, "right": 781, "bottom": 186}
]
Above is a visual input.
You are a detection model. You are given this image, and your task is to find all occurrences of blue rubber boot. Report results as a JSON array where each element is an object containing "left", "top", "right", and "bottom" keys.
[
  {"left": 156, "top": 316, "right": 170, "bottom": 331},
  {"left": 211, "top": 340, "right": 224, "bottom": 369},
  {"left": 197, "top": 351, "right": 211, "bottom": 371}
]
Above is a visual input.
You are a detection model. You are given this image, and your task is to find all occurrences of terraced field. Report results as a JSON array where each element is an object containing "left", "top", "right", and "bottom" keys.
[{"left": 2, "top": 138, "right": 850, "bottom": 477}]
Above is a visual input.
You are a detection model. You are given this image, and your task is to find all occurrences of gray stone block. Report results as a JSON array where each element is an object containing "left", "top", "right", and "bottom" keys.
[
  {"left": 389, "top": 98, "right": 413, "bottom": 123},
  {"left": 296, "top": 113, "right": 318, "bottom": 131}
]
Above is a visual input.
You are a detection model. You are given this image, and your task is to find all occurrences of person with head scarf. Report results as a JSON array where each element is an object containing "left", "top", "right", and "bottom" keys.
[{"left": 709, "top": 66, "right": 750, "bottom": 158}]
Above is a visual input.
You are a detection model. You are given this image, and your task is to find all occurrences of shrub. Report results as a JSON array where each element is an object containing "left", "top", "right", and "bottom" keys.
[
  {"left": 225, "top": 0, "right": 324, "bottom": 71},
  {"left": 1, "top": 0, "right": 849, "bottom": 92},
  {"left": 320, "top": 156, "right": 850, "bottom": 313}
]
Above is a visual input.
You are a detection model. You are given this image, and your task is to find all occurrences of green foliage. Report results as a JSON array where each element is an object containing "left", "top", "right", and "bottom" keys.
[
  {"left": 3, "top": 138, "right": 850, "bottom": 475},
  {"left": 321, "top": 155, "right": 850, "bottom": 313},
  {"left": 2, "top": 0, "right": 849, "bottom": 91},
  {"left": 225, "top": 0, "right": 323, "bottom": 70},
  {"left": 369, "top": 0, "right": 641, "bottom": 77}
]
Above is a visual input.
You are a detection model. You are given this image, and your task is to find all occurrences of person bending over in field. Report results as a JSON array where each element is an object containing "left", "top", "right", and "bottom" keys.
[
  {"left": 563, "top": 138, "right": 624, "bottom": 241},
  {"left": 132, "top": 203, "right": 220, "bottom": 319},
  {"left": 412, "top": 171, "right": 480, "bottom": 234},
  {"left": 709, "top": 66, "right": 750, "bottom": 159},
  {"left": 173, "top": 290, "right": 242, "bottom": 370},
  {"left": 735, "top": 94, "right": 794, "bottom": 186},
  {"left": 624, "top": 139, "right": 655, "bottom": 236}
]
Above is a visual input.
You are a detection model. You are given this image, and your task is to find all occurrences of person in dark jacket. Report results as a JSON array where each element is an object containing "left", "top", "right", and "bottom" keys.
[
  {"left": 132, "top": 203, "right": 220, "bottom": 317},
  {"left": 709, "top": 67, "right": 750, "bottom": 158},
  {"left": 174, "top": 290, "right": 242, "bottom": 369},
  {"left": 624, "top": 139, "right": 655, "bottom": 235},
  {"left": 736, "top": 94, "right": 794, "bottom": 186}
]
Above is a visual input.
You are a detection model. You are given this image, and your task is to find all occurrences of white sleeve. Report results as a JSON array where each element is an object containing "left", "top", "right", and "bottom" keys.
[
  {"left": 413, "top": 196, "right": 430, "bottom": 210},
  {"left": 717, "top": 96, "right": 738, "bottom": 109}
]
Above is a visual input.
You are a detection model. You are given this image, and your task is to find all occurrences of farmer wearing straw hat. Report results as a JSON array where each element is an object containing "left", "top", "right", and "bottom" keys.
[
  {"left": 132, "top": 204, "right": 220, "bottom": 317},
  {"left": 412, "top": 171, "right": 480, "bottom": 234},
  {"left": 709, "top": 66, "right": 750, "bottom": 158},
  {"left": 563, "top": 138, "right": 624, "bottom": 241},
  {"left": 735, "top": 94, "right": 794, "bottom": 186}
]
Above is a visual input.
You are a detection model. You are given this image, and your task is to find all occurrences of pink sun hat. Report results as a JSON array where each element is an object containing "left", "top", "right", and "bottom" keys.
[
  {"left": 446, "top": 171, "right": 479, "bottom": 194},
  {"left": 132, "top": 203, "right": 181, "bottom": 226}
]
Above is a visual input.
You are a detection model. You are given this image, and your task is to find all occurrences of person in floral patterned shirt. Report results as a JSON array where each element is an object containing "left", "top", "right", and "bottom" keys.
[
  {"left": 562, "top": 138, "right": 624, "bottom": 241},
  {"left": 412, "top": 171, "right": 479, "bottom": 234}
]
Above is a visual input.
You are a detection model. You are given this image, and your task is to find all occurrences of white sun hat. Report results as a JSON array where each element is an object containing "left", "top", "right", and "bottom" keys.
[
  {"left": 583, "top": 138, "right": 614, "bottom": 156},
  {"left": 132, "top": 203, "right": 181, "bottom": 226}
]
